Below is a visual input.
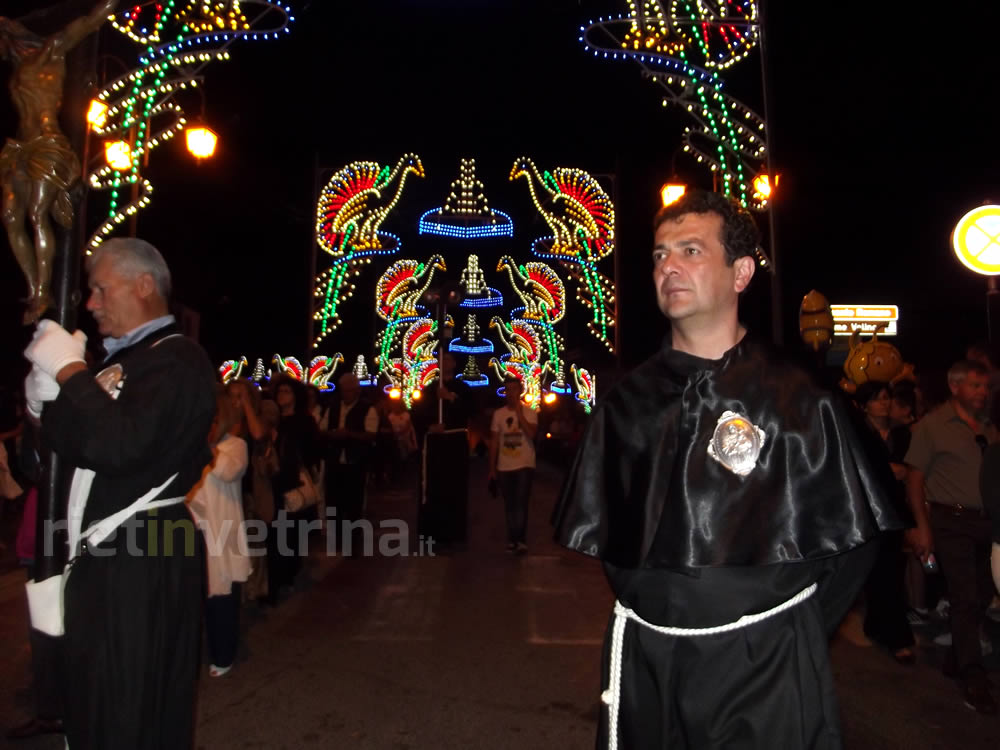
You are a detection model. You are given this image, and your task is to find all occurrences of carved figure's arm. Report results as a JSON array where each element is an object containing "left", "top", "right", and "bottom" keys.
[{"left": 55, "top": 0, "right": 117, "bottom": 53}]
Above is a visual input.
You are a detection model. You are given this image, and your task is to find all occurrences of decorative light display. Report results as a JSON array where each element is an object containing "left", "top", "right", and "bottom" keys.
[
  {"left": 497, "top": 255, "right": 567, "bottom": 387},
  {"left": 272, "top": 353, "right": 303, "bottom": 380},
  {"left": 303, "top": 156, "right": 608, "bottom": 414},
  {"left": 373, "top": 254, "right": 447, "bottom": 377},
  {"left": 308, "top": 353, "right": 344, "bottom": 390},
  {"left": 382, "top": 318, "right": 442, "bottom": 408},
  {"left": 496, "top": 255, "right": 566, "bottom": 325},
  {"left": 459, "top": 354, "right": 490, "bottom": 387},
  {"left": 250, "top": 357, "right": 267, "bottom": 384},
  {"left": 488, "top": 316, "right": 551, "bottom": 411},
  {"left": 510, "top": 157, "right": 616, "bottom": 352},
  {"left": 580, "top": 1, "right": 769, "bottom": 210},
  {"left": 449, "top": 314, "right": 494, "bottom": 355},
  {"left": 87, "top": 1, "right": 293, "bottom": 252},
  {"left": 571, "top": 365, "right": 597, "bottom": 414},
  {"left": 219, "top": 356, "right": 248, "bottom": 384},
  {"left": 418, "top": 158, "right": 513, "bottom": 238},
  {"left": 312, "top": 154, "right": 426, "bottom": 347}
]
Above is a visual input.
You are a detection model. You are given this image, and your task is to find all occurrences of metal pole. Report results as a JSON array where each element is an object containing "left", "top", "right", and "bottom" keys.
[
  {"left": 988, "top": 276, "right": 999, "bottom": 345},
  {"left": 757, "top": 0, "right": 783, "bottom": 346}
]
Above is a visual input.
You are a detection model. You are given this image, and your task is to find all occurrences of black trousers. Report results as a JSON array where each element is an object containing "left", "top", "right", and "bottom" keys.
[
  {"left": 930, "top": 504, "right": 994, "bottom": 677},
  {"left": 205, "top": 583, "right": 241, "bottom": 668},
  {"left": 327, "top": 462, "right": 367, "bottom": 555},
  {"left": 863, "top": 530, "right": 915, "bottom": 651},
  {"left": 498, "top": 468, "right": 534, "bottom": 544},
  {"left": 24, "top": 567, "right": 64, "bottom": 721}
]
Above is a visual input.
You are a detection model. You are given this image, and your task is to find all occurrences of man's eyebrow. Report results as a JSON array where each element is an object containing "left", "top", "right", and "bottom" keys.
[{"left": 653, "top": 236, "right": 705, "bottom": 250}]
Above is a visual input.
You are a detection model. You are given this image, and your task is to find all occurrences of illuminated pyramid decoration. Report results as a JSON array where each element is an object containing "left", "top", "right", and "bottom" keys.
[{"left": 419, "top": 158, "right": 513, "bottom": 239}]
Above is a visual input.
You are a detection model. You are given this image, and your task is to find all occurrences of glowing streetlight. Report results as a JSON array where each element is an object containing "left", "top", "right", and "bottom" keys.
[
  {"left": 86, "top": 99, "right": 108, "bottom": 128},
  {"left": 660, "top": 183, "right": 686, "bottom": 207},
  {"left": 185, "top": 126, "right": 218, "bottom": 159},
  {"left": 752, "top": 173, "right": 778, "bottom": 202},
  {"left": 104, "top": 140, "right": 132, "bottom": 170},
  {"left": 543, "top": 391, "right": 557, "bottom": 405},
  {"left": 388, "top": 387, "right": 401, "bottom": 400},
  {"left": 411, "top": 389, "right": 422, "bottom": 401}
]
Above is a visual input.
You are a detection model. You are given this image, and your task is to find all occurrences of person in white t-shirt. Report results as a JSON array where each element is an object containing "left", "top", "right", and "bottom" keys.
[{"left": 488, "top": 377, "right": 538, "bottom": 554}]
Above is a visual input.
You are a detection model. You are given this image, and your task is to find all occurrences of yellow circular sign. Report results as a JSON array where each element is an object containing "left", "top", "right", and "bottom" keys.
[{"left": 952, "top": 205, "right": 1000, "bottom": 276}]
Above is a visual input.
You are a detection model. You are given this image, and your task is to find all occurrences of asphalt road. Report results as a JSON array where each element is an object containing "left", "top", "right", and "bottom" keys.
[{"left": 2, "top": 456, "right": 998, "bottom": 749}]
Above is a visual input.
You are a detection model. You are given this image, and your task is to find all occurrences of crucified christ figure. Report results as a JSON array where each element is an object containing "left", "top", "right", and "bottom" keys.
[{"left": 0, "top": 0, "right": 117, "bottom": 324}]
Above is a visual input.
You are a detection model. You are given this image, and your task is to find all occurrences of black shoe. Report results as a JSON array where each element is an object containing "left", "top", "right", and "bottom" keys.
[
  {"left": 962, "top": 678, "right": 998, "bottom": 715},
  {"left": 6, "top": 717, "right": 65, "bottom": 740}
]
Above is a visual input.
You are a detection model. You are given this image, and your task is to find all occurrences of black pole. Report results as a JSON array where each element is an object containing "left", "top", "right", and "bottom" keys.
[
  {"left": 757, "top": 0, "right": 783, "bottom": 346},
  {"left": 988, "top": 276, "right": 999, "bottom": 346}
]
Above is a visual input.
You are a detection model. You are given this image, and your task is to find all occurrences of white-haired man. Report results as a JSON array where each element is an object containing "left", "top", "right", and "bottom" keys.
[
  {"left": 23, "top": 237, "right": 215, "bottom": 749},
  {"left": 905, "top": 359, "right": 998, "bottom": 714}
]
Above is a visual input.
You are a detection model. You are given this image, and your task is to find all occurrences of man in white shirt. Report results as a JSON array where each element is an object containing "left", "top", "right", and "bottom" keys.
[{"left": 488, "top": 377, "right": 538, "bottom": 554}]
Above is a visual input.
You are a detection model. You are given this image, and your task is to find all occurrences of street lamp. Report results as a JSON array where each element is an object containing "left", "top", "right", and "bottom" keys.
[
  {"left": 660, "top": 183, "right": 686, "bottom": 207},
  {"left": 104, "top": 139, "right": 133, "bottom": 170},
  {"left": 185, "top": 125, "right": 218, "bottom": 159},
  {"left": 752, "top": 173, "right": 778, "bottom": 204},
  {"left": 86, "top": 99, "right": 108, "bottom": 128}
]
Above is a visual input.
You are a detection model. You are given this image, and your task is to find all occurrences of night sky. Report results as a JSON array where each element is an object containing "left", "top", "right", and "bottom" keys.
[{"left": 2, "top": 1, "right": 999, "bottom": 390}]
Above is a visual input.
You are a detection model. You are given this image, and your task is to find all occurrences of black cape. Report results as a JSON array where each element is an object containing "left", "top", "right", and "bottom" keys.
[{"left": 554, "top": 335, "right": 900, "bottom": 569}]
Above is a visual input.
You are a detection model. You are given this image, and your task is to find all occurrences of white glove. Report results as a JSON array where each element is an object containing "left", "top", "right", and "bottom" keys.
[
  {"left": 24, "top": 365, "right": 60, "bottom": 419},
  {"left": 24, "top": 321, "right": 87, "bottom": 380}
]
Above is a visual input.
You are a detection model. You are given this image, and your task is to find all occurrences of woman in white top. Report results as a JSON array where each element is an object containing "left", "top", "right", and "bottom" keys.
[{"left": 188, "top": 386, "right": 250, "bottom": 677}]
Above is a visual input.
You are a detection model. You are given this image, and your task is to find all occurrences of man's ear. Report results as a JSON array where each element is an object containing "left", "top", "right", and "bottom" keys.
[
  {"left": 733, "top": 255, "right": 755, "bottom": 293},
  {"left": 135, "top": 272, "right": 157, "bottom": 300}
]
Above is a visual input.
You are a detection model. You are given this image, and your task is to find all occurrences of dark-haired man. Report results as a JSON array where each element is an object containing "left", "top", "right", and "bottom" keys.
[{"left": 554, "top": 190, "right": 897, "bottom": 749}]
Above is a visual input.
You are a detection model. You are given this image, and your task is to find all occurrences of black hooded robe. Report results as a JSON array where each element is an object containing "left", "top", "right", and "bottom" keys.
[
  {"left": 41, "top": 323, "right": 215, "bottom": 750},
  {"left": 554, "top": 337, "right": 899, "bottom": 749}
]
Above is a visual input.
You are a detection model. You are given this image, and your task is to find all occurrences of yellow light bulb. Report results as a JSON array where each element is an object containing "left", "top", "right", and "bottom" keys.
[
  {"left": 104, "top": 140, "right": 132, "bottom": 170},
  {"left": 87, "top": 99, "right": 108, "bottom": 128},
  {"left": 185, "top": 126, "right": 218, "bottom": 159},
  {"left": 660, "top": 183, "right": 686, "bottom": 207}
]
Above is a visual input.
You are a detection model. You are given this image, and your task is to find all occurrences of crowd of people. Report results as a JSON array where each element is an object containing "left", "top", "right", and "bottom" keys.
[{"left": 1, "top": 192, "right": 999, "bottom": 748}]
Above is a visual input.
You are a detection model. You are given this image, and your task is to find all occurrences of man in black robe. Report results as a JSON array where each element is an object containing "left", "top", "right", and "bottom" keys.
[
  {"left": 23, "top": 237, "right": 215, "bottom": 750},
  {"left": 553, "top": 191, "right": 898, "bottom": 749}
]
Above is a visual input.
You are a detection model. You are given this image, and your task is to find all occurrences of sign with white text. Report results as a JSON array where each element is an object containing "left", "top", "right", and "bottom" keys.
[{"left": 831, "top": 304, "right": 898, "bottom": 336}]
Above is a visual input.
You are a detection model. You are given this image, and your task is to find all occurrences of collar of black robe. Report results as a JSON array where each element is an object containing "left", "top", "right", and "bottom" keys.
[
  {"left": 553, "top": 331, "right": 895, "bottom": 569},
  {"left": 99, "top": 322, "right": 181, "bottom": 369}
]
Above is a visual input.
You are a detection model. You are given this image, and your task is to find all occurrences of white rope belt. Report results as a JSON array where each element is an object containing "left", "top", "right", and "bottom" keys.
[{"left": 601, "top": 582, "right": 818, "bottom": 750}]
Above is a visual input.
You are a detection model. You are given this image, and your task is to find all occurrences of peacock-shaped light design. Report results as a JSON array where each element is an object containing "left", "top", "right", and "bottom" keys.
[
  {"left": 373, "top": 254, "right": 447, "bottom": 379},
  {"left": 88, "top": 1, "right": 293, "bottom": 251},
  {"left": 308, "top": 353, "right": 344, "bottom": 390},
  {"left": 382, "top": 317, "right": 446, "bottom": 408},
  {"left": 488, "top": 316, "right": 551, "bottom": 410},
  {"left": 312, "top": 154, "right": 426, "bottom": 347},
  {"left": 510, "top": 157, "right": 616, "bottom": 352},
  {"left": 580, "top": 1, "right": 768, "bottom": 209},
  {"left": 496, "top": 255, "right": 567, "bottom": 387},
  {"left": 218, "top": 356, "right": 248, "bottom": 384},
  {"left": 571, "top": 364, "right": 597, "bottom": 414},
  {"left": 271, "top": 353, "right": 303, "bottom": 381}
]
